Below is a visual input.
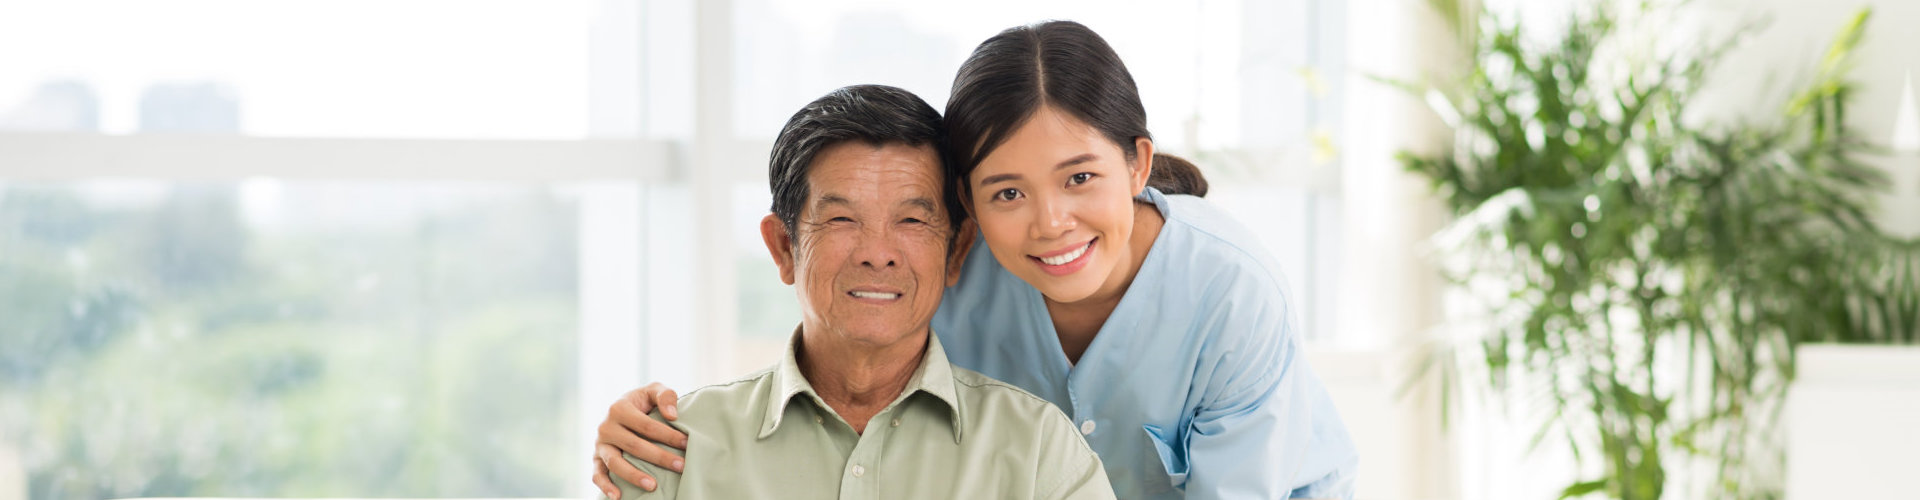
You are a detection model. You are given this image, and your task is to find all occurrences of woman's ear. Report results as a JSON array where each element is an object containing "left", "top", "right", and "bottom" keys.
[
  {"left": 760, "top": 214, "right": 798, "bottom": 285},
  {"left": 1131, "top": 137, "right": 1156, "bottom": 194},
  {"left": 945, "top": 217, "right": 976, "bottom": 288},
  {"left": 955, "top": 178, "right": 978, "bottom": 220}
]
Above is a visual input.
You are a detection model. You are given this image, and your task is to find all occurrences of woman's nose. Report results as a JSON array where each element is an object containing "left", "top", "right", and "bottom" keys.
[{"left": 1031, "top": 195, "right": 1074, "bottom": 239}]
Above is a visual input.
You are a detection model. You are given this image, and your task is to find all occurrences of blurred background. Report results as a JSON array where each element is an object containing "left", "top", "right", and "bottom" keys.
[{"left": 0, "top": 0, "right": 1912, "bottom": 499}]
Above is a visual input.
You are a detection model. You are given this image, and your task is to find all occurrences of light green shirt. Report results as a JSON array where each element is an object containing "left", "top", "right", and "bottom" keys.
[{"left": 606, "top": 328, "right": 1115, "bottom": 500}]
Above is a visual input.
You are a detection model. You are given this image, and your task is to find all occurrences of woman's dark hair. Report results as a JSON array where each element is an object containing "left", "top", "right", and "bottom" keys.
[
  {"left": 1149, "top": 153, "right": 1208, "bottom": 197},
  {"left": 767, "top": 84, "right": 959, "bottom": 240},
  {"left": 944, "top": 20, "right": 1207, "bottom": 204}
]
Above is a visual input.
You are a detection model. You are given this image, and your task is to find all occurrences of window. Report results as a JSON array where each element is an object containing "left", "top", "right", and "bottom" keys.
[
  {"left": 0, "top": 1, "right": 648, "bottom": 497},
  {"left": 727, "top": 0, "right": 1346, "bottom": 153},
  {"left": 0, "top": 180, "right": 615, "bottom": 498},
  {"left": 718, "top": 0, "right": 1352, "bottom": 373},
  {"left": 0, "top": 1, "right": 1351, "bottom": 497}
]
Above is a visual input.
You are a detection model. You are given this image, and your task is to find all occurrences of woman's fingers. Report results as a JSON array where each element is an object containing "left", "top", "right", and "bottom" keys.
[
  {"left": 636, "top": 383, "right": 680, "bottom": 421},
  {"left": 598, "top": 443, "right": 659, "bottom": 493},
  {"left": 616, "top": 384, "right": 688, "bottom": 448},
  {"left": 590, "top": 381, "right": 687, "bottom": 496},
  {"left": 610, "top": 417, "right": 686, "bottom": 471},
  {"left": 602, "top": 396, "right": 690, "bottom": 455},
  {"left": 619, "top": 386, "right": 657, "bottom": 415},
  {"left": 632, "top": 410, "right": 689, "bottom": 450},
  {"left": 591, "top": 455, "right": 622, "bottom": 499}
]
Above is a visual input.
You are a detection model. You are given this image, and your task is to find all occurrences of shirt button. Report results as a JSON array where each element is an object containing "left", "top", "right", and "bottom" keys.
[
  {"left": 1080, "top": 419, "right": 1097, "bottom": 435},
  {"left": 851, "top": 465, "right": 866, "bottom": 477},
  {"left": 814, "top": 415, "right": 823, "bottom": 424},
  {"left": 891, "top": 418, "right": 901, "bottom": 427}
]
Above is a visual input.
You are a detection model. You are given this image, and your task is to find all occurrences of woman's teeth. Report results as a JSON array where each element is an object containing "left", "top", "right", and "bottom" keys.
[{"left": 1039, "top": 241, "right": 1091, "bottom": 266}]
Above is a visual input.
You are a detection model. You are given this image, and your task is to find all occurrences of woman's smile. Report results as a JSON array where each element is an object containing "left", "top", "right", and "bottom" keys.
[{"left": 1030, "top": 237, "right": 1097, "bottom": 276}]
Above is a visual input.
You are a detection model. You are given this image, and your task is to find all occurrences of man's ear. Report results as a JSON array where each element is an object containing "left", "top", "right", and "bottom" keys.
[
  {"left": 1131, "top": 137, "right": 1156, "bottom": 195},
  {"left": 945, "top": 217, "right": 976, "bottom": 288},
  {"left": 761, "top": 214, "right": 797, "bottom": 285}
]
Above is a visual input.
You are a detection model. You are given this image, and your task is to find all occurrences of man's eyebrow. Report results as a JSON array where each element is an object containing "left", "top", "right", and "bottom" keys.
[
  {"left": 901, "top": 197, "right": 938, "bottom": 215},
  {"left": 812, "top": 194, "right": 937, "bottom": 215},
  {"left": 976, "top": 153, "right": 1100, "bottom": 186},
  {"left": 814, "top": 194, "right": 853, "bottom": 209}
]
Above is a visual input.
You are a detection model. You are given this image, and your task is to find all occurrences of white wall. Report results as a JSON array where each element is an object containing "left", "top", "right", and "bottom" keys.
[
  {"left": 1310, "top": 348, "right": 1456, "bottom": 500},
  {"left": 1337, "top": 0, "right": 1458, "bottom": 498},
  {"left": 1696, "top": 0, "right": 1920, "bottom": 237}
]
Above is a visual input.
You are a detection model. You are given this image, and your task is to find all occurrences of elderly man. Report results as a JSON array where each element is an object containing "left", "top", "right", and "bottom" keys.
[{"left": 601, "top": 85, "right": 1114, "bottom": 500}]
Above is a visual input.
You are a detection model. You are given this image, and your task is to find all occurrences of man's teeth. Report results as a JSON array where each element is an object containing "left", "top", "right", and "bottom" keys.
[
  {"left": 1039, "top": 241, "right": 1091, "bottom": 266},
  {"left": 851, "top": 291, "right": 901, "bottom": 300}
]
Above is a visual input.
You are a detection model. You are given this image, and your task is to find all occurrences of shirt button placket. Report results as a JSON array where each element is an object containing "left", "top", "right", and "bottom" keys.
[
  {"left": 841, "top": 413, "right": 887, "bottom": 500},
  {"left": 841, "top": 460, "right": 869, "bottom": 499}
]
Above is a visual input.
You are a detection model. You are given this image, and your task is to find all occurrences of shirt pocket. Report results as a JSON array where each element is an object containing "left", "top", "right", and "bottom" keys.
[{"left": 1142, "top": 423, "right": 1190, "bottom": 491}]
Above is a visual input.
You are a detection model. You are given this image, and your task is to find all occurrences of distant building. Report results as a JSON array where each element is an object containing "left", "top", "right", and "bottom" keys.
[
  {"left": 0, "top": 80, "right": 102, "bottom": 132},
  {"left": 139, "top": 82, "right": 240, "bottom": 133}
]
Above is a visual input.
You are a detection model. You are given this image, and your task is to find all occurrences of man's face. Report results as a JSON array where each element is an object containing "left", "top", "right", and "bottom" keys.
[{"left": 762, "top": 141, "right": 963, "bottom": 348}]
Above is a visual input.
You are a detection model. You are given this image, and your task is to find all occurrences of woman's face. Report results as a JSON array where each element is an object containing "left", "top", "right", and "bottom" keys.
[{"left": 967, "top": 105, "right": 1152, "bottom": 304}]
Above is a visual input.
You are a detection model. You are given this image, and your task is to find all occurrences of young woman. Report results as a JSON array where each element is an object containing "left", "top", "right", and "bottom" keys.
[{"left": 593, "top": 21, "right": 1357, "bottom": 499}]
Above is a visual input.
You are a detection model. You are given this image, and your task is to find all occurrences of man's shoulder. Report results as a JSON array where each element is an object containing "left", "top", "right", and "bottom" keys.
[
  {"left": 948, "top": 366, "right": 1111, "bottom": 498},
  {"left": 668, "top": 366, "right": 779, "bottom": 427},
  {"left": 950, "top": 366, "right": 1047, "bottom": 404},
  {"left": 948, "top": 366, "right": 1079, "bottom": 432}
]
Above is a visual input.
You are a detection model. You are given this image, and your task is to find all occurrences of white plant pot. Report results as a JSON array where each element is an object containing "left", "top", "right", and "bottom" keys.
[{"left": 1785, "top": 344, "right": 1920, "bottom": 499}]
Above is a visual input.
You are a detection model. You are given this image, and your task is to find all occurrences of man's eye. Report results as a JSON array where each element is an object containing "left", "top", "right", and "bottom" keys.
[
  {"left": 830, "top": 216, "right": 854, "bottom": 223},
  {"left": 994, "top": 188, "right": 1021, "bottom": 202},
  {"left": 1068, "top": 172, "right": 1095, "bottom": 185},
  {"left": 901, "top": 218, "right": 925, "bottom": 225}
]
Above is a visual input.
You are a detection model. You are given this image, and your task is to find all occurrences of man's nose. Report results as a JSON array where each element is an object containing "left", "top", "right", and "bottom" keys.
[
  {"left": 856, "top": 228, "right": 902, "bottom": 269},
  {"left": 859, "top": 252, "right": 898, "bottom": 269}
]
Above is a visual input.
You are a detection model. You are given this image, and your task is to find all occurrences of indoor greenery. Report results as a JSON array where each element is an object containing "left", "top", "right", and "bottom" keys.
[{"left": 1396, "top": 1, "right": 1918, "bottom": 499}]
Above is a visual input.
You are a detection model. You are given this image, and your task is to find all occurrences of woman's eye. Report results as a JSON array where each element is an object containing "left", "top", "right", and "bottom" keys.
[
  {"left": 994, "top": 188, "right": 1022, "bottom": 202},
  {"left": 1068, "top": 172, "right": 1094, "bottom": 185}
]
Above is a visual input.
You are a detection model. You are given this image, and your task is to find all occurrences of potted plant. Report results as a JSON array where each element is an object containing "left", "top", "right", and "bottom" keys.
[{"left": 1395, "top": 1, "right": 1916, "bottom": 498}]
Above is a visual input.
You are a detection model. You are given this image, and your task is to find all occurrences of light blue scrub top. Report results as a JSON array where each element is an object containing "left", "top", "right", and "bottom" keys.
[{"left": 931, "top": 187, "right": 1359, "bottom": 499}]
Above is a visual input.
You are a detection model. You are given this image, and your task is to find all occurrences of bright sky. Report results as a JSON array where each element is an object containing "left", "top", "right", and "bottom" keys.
[
  {"left": 0, "top": 0, "right": 593, "bottom": 138},
  {"left": 727, "top": 0, "right": 1250, "bottom": 150},
  {"left": 0, "top": 0, "right": 1269, "bottom": 149}
]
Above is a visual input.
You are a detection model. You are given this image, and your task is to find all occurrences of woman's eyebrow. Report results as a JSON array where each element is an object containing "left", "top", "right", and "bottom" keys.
[
  {"left": 1052, "top": 153, "right": 1097, "bottom": 170},
  {"left": 977, "top": 153, "right": 1099, "bottom": 186},
  {"left": 978, "top": 172, "right": 1022, "bottom": 186}
]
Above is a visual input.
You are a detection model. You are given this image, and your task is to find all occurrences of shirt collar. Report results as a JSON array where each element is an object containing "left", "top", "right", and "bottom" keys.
[
  {"left": 1137, "top": 185, "right": 1173, "bottom": 217},
  {"left": 760, "top": 324, "right": 966, "bottom": 444}
]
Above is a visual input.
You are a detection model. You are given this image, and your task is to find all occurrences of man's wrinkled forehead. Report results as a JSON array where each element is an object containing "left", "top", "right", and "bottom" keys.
[{"left": 800, "top": 142, "right": 948, "bottom": 215}]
